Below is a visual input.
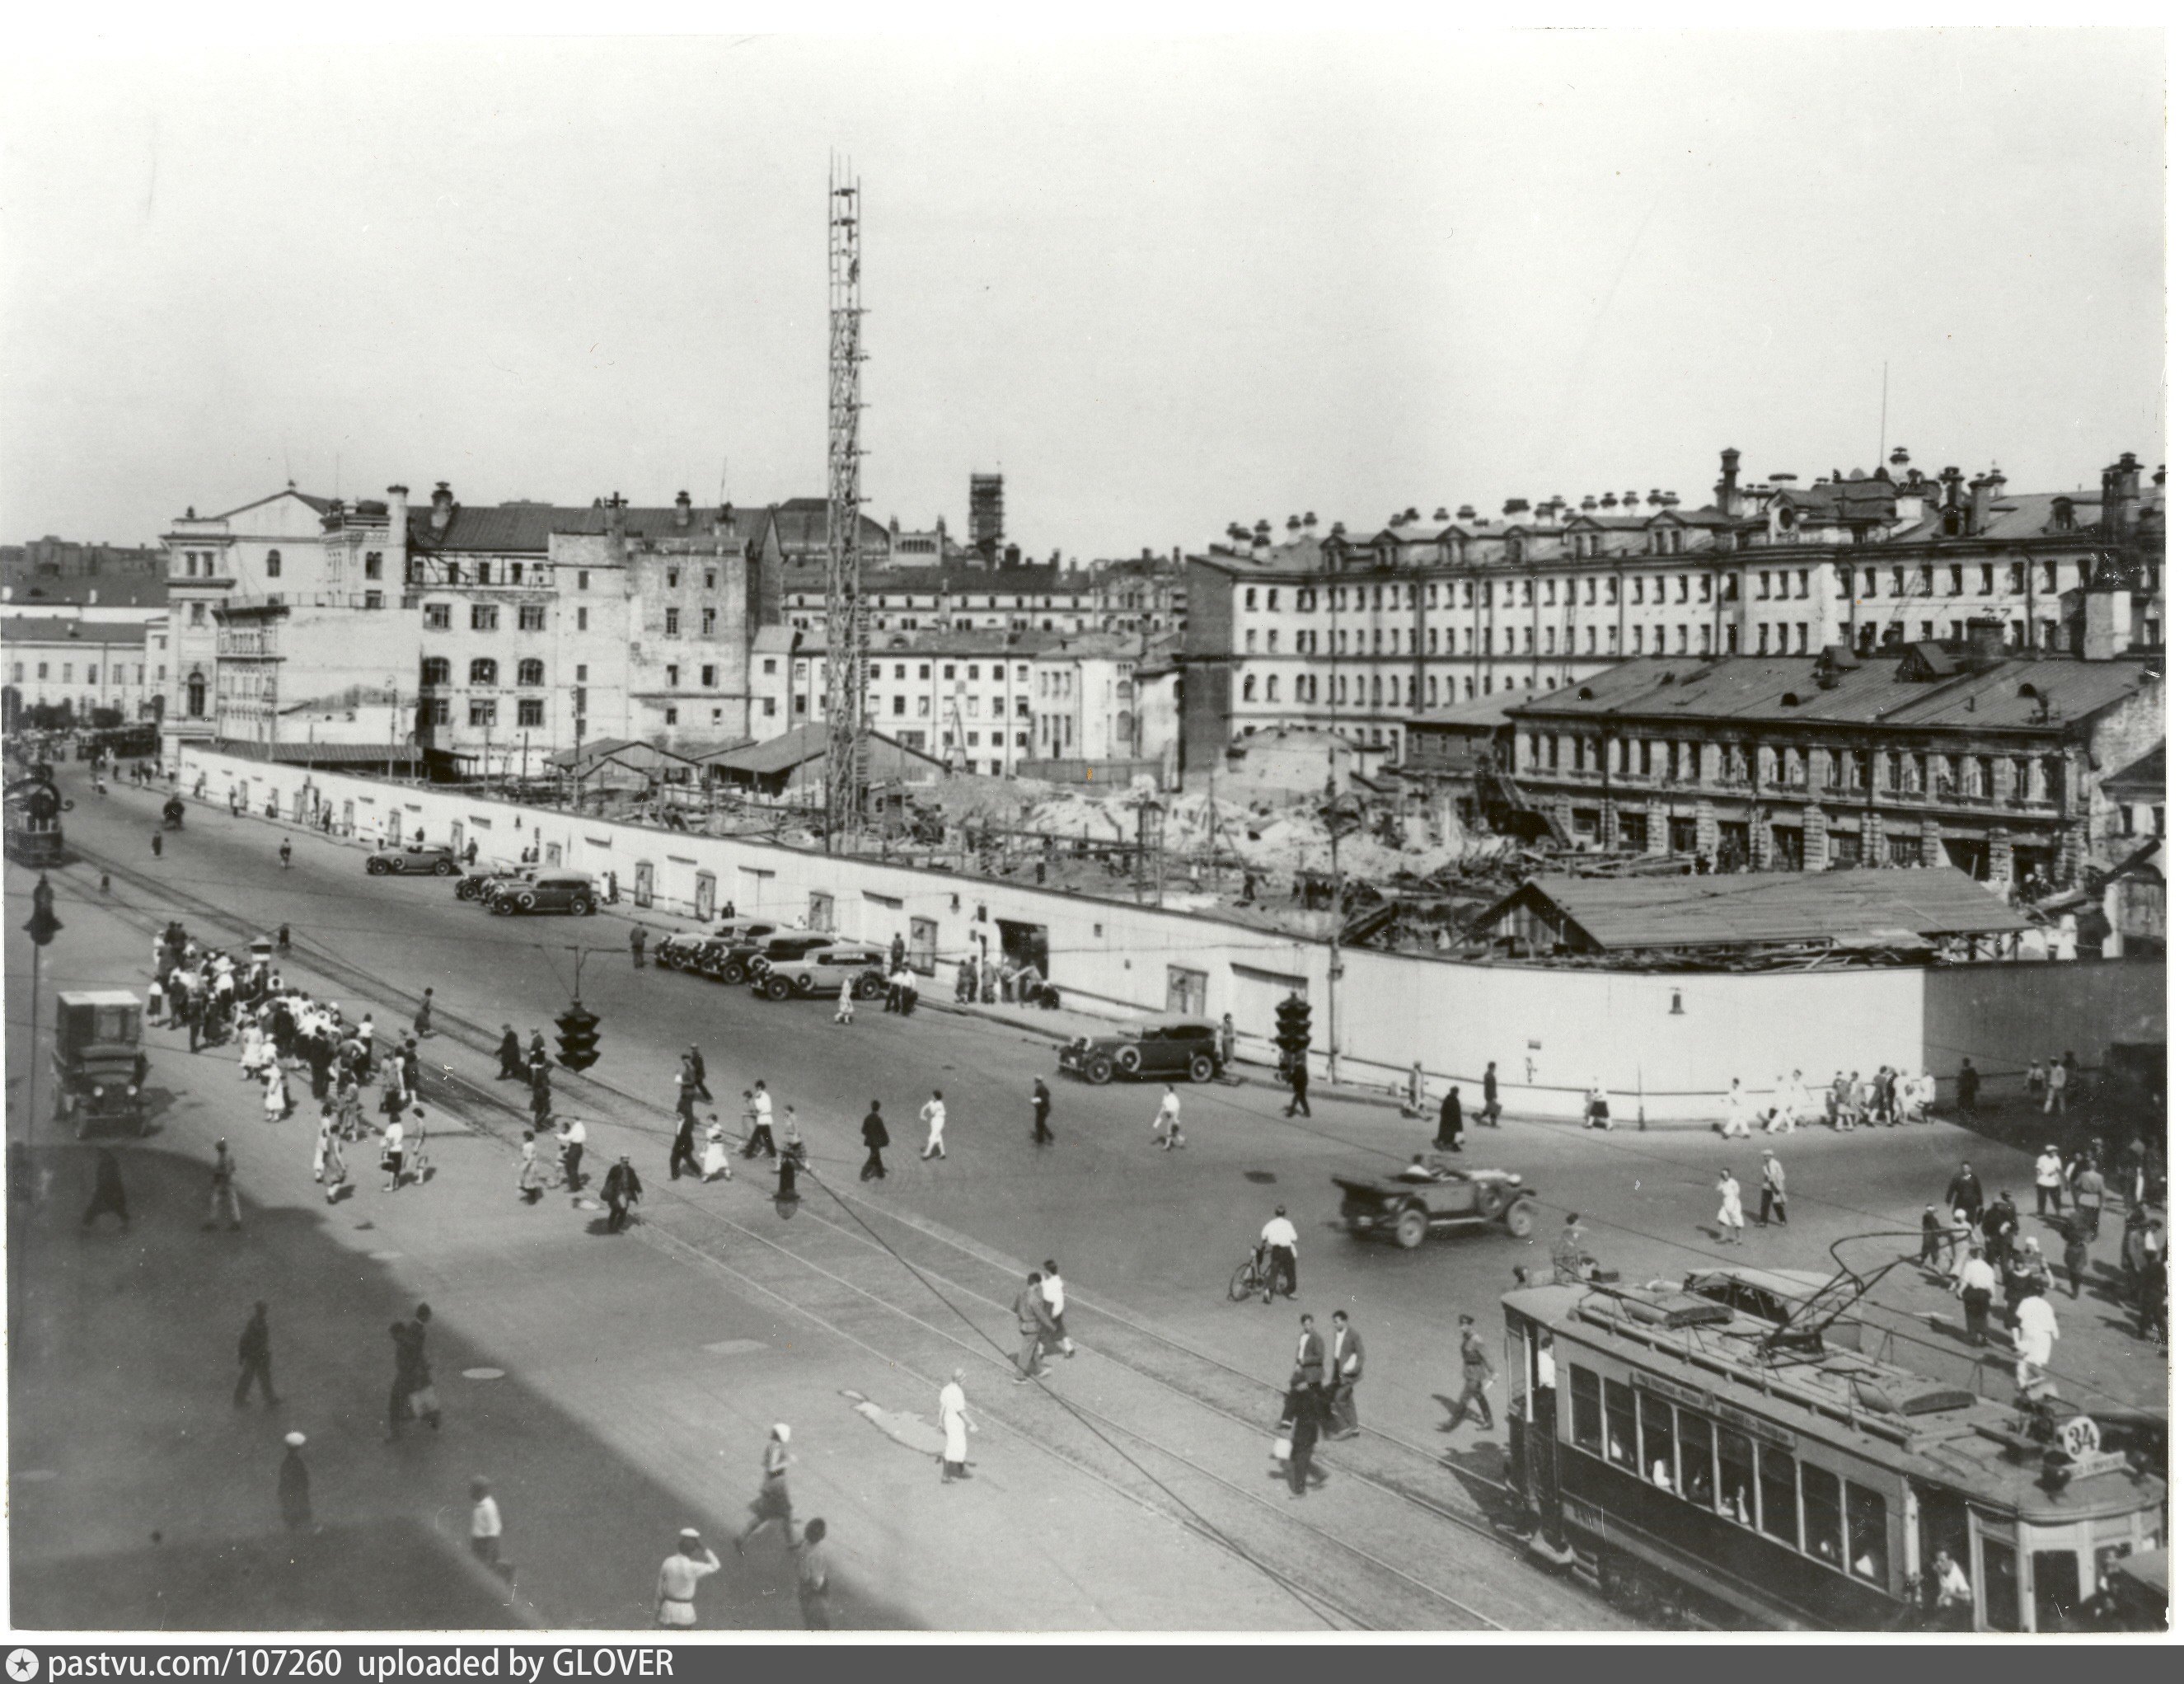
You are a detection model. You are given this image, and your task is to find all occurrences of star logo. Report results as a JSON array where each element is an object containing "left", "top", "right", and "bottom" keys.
[{"left": 8, "top": 1650, "right": 40, "bottom": 1682}]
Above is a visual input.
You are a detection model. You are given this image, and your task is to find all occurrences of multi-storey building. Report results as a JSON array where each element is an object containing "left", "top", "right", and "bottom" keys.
[
  {"left": 748, "top": 627, "right": 1047, "bottom": 776},
  {"left": 778, "top": 561, "right": 1095, "bottom": 636},
  {"left": 1088, "top": 551, "right": 1188, "bottom": 635},
  {"left": 1029, "top": 630, "right": 1175, "bottom": 767},
  {"left": 0, "top": 617, "right": 155, "bottom": 729},
  {"left": 1494, "top": 626, "right": 2163, "bottom": 892},
  {"left": 2, "top": 539, "right": 168, "bottom": 626},
  {"left": 1181, "top": 448, "right": 2164, "bottom": 773}
]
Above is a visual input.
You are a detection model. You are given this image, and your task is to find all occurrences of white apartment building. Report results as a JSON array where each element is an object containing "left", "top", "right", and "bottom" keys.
[
  {"left": 1182, "top": 448, "right": 2165, "bottom": 772},
  {"left": 1030, "top": 631, "right": 1160, "bottom": 763},
  {"left": 749, "top": 627, "right": 1046, "bottom": 776},
  {"left": 780, "top": 562, "right": 1095, "bottom": 636},
  {"left": 1, "top": 617, "right": 155, "bottom": 728}
]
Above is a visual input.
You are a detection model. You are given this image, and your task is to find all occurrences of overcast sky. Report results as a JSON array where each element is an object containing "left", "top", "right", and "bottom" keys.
[{"left": 0, "top": 26, "right": 2164, "bottom": 558}]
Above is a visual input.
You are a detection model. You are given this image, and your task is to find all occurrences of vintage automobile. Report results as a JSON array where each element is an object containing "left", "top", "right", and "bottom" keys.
[
  {"left": 487, "top": 871, "right": 598, "bottom": 916},
  {"left": 749, "top": 941, "right": 889, "bottom": 1001},
  {"left": 1332, "top": 1155, "right": 1538, "bottom": 1248},
  {"left": 52, "top": 989, "right": 149, "bottom": 1136},
  {"left": 657, "top": 918, "right": 787, "bottom": 979},
  {"left": 457, "top": 861, "right": 532, "bottom": 902},
  {"left": 366, "top": 843, "right": 459, "bottom": 877},
  {"left": 1057, "top": 1017, "right": 1225, "bottom": 1086},
  {"left": 709, "top": 926, "right": 826, "bottom": 985}
]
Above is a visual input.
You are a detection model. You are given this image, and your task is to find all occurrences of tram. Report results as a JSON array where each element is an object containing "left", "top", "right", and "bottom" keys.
[
  {"left": 3, "top": 767, "right": 66, "bottom": 866},
  {"left": 1502, "top": 1276, "right": 2167, "bottom": 1632}
]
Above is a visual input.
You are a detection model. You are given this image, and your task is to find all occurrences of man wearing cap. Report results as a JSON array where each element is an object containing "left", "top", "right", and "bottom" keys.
[
  {"left": 1259, "top": 1204, "right": 1299, "bottom": 1303},
  {"left": 737, "top": 1425, "right": 796, "bottom": 1553},
  {"left": 655, "top": 1527, "right": 721, "bottom": 1628},
  {"left": 279, "top": 1432, "right": 312, "bottom": 1532},
  {"left": 2029, "top": 1142, "right": 2066, "bottom": 1218},
  {"left": 1451, "top": 1315, "right": 1497, "bottom": 1430},
  {"left": 603, "top": 1155, "right": 643, "bottom": 1232}
]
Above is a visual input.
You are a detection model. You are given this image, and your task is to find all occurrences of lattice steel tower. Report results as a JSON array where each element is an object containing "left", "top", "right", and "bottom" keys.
[{"left": 823, "top": 154, "right": 869, "bottom": 849}]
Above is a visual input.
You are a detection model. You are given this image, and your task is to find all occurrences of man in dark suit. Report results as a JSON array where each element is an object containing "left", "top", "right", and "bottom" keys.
[
  {"left": 1435, "top": 1086, "right": 1465, "bottom": 1152},
  {"left": 1327, "top": 1310, "right": 1365, "bottom": 1438}
]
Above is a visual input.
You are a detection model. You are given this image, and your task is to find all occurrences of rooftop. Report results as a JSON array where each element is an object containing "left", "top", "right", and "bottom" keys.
[
  {"left": 2102, "top": 742, "right": 2166, "bottom": 801},
  {"left": 1479, "top": 866, "right": 2031, "bottom": 954},
  {"left": 1507, "top": 653, "right": 2153, "bottom": 735},
  {"left": 0, "top": 617, "right": 152, "bottom": 647}
]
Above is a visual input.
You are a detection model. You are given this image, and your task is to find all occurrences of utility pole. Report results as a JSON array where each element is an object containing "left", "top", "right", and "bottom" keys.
[{"left": 823, "top": 152, "right": 869, "bottom": 852}]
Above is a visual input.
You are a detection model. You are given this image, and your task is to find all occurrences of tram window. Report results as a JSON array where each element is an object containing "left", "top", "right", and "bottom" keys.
[
  {"left": 2032, "top": 1551, "right": 2080, "bottom": 1632},
  {"left": 1802, "top": 1465, "right": 1844, "bottom": 1569},
  {"left": 1678, "top": 1412, "right": 1714, "bottom": 1508},
  {"left": 1981, "top": 1535, "right": 2022, "bottom": 1631},
  {"left": 1715, "top": 1428, "right": 1755, "bottom": 1529},
  {"left": 1846, "top": 1483, "right": 1889, "bottom": 1585},
  {"left": 1603, "top": 1381, "right": 1638, "bottom": 1471},
  {"left": 1570, "top": 1366, "right": 1603, "bottom": 1456},
  {"left": 1640, "top": 1396, "right": 1676, "bottom": 1490},
  {"left": 1759, "top": 1447, "right": 1798, "bottom": 1546}
]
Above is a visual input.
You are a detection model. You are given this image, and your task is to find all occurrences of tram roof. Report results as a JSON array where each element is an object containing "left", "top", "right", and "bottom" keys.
[{"left": 1505, "top": 1280, "right": 2163, "bottom": 1519}]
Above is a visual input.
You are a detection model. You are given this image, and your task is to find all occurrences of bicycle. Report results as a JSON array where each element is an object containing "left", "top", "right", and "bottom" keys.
[{"left": 1227, "top": 1245, "right": 1272, "bottom": 1303}]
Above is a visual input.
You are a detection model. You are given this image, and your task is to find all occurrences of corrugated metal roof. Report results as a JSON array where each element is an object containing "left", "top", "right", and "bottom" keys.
[
  {"left": 700, "top": 723, "right": 829, "bottom": 775},
  {"left": 1511, "top": 654, "right": 2149, "bottom": 734},
  {"left": 1492, "top": 866, "right": 2030, "bottom": 952},
  {"left": 210, "top": 739, "right": 424, "bottom": 766},
  {"left": 406, "top": 504, "right": 776, "bottom": 556}
]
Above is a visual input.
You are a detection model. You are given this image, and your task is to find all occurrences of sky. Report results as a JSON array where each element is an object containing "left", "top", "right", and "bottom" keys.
[{"left": 0, "top": 25, "right": 2165, "bottom": 560}]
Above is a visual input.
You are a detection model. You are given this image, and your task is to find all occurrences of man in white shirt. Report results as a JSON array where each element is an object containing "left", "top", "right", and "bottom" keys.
[
  {"left": 1153, "top": 1085, "right": 1184, "bottom": 1151},
  {"left": 1719, "top": 1080, "right": 1751, "bottom": 1138},
  {"left": 654, "top": 1527, "right": 720, "bottom": 1627},
  {"left": 1259, "top": 1205, "right": 1299, "bottom": 1302},
  {"left": 469, "top": 1477, "right": 505, "bottom": 1574},
  {"left": 1957, "top": 1248, "right": 1997, "bottom": 1341},
  {"left": 380, "top": 1117, "right": 405, "bottom": 1194},
  {"left": 556, "top": 1116, "right": 587, "bottom": 1189},
  {"left": 2013, "top": 1287, "right": 2058, "bottom": 1387},
  {"left": 1040, "top": 1259, "right": 1075, "bottom": 1358},
  {"left": 743, "top": 1081, "right": 777, "bottom": 1159},
  {"left": 920, "top": 1089, "right": 948, "bottom": 1160},
  {"left": 2033, "top": 1145, "right": 2066, "bottom": 1218}
]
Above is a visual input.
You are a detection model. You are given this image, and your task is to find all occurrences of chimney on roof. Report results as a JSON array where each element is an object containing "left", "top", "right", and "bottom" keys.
[
  {"left": 1502, "top": 498, "right": 1530, "bottom": 517},
  {"left": 673, "top": 490, "right": 692, "bottom": 529},
  {"left": 2100, "top": 452, "right": 2143, "bottom": 541},
  {"left": 1768, "top": 472, "right": 1797, "bottom": 484},
  {"left": 1661, "top": 490, "right": 1680, "bottom": 509},
  {"left": 1456, "top": 504, "right": 1475, "bottom": 521},
  {"left": 1715, "top": 448, "right": 1744, "bottom": 519},
  {"left": 2048, "top": 496, "right": 2076, "bottom": 533},
  {"left": 1432, "top": 506, "right": 1449, "bottom": 523},
  {"left": 1286, "top": 516, "right": 1301, "bottom": 536},
  {"left": 429, "top": 481, "right": 454, "bottom": 533},
  {"left": 1580, "top": 495, "right": 1597, "bottom": 512},
  {"left": 1251, "top": 520, "right": 1272, "bottom": 559},
  {"left": 1403, "top": 506, "right": 1420, "bottom": 524},
  {"left": 1645, "top": 490, "right": 1661, "bottom": 507},
  {"left": 1939, "top": 466, "right": 1963, "bottom": 510},
  {"left": 1964, "top": 617, "right": 2007, "bottom": 669},
  {"left": 1623, "top": 491, "right": 1639, "bottom": 509},
  {"left": 1329, "top": 521, "right": 1346, "bottom": 538},
  {"left": 605, "top": 491, "right": 627, "bottom": 540},
  {"left": 1967, "top": 472, "right": 1999, "bottom": 535}
]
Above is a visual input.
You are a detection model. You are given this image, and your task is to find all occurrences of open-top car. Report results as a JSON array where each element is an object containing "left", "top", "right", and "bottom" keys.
[
  {"left": 487, "top": 871, "right": 598, "bottom": 916},
  {"left": 749, "top": 941, "right": 888, "bottom": 1001},
  {"left": 367, "top": 843, "right": 458, "bottom": 877},
  {"left": 658, "top": 918, "right": 788, "bottom": 979},
  {"left": 1333, "top": 1155, "right": 1538, "bottom": 1248},
  {"left": 1057, "top": 1017, "right": 1225, "bottom": 1086}
]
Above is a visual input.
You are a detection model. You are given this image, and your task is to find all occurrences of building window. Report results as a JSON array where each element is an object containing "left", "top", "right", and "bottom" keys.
[
  {"left": 664, "top": 607, "right": 682, "bottom": 637},
  {"left": 517, "top": 659, "right": 545, "bottom": 686},
  {"left": 576, "top": 607, "right": 588, "bottom": 631},
  {"left": 519, "top": 604, "right": 546, "bottom": 631},
  {"left": 517, "top": 698, "right": 545, "bottom": 728},
  {"left": 422, "top": 658, "right": 451, "bottom": 685},
  {"left": 665, "top": 706, "right": 678, "bottom": 725},
  {"left": 468, "top": 700, "right": 498, "bottom": 727},
  {"left": 426, "top": 697, "right": 450, "bottom": 724},
  {"left": 701, "top": 607, "right": 717, "bottom": 636},
  {"left": 471, "top": 605, "right": 499, "bottom": 631},
  {"left": 762, "top": 697, "right": 777, "bottom": 717},
  {"left": 364, "top": 551, "right": 383, "bottom": 579},
  {"left": 265, "top": 550, "right": 282, "bottom": 578},
  {"left": 666, "top": 664, "right": 681, "bottom": 687},
  {"left": 698, "top": 664, "right": 715, "bottom": 687},
  {"left": 425, "top": 603, "right": 451, "bottom": 630},
  {"left": 469, "top": 659, "right": 499, "bottom": 686}
]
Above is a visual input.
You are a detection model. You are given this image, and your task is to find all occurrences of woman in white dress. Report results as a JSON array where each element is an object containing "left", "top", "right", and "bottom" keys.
[
  {"left": 238, "top": 1017, "right": 269, "bottom": 1081},
  {"left": 517, "top": 1129, "right": 545, "bottom": 1203},
  {"left": 262, "top": 1063, "right": 291, "bottom": 1123},
  {"left": 701, "top": 1123, "right": 733, "bottom": 1183},
  {"left": 939, "top": 1367, "right": 976, "bottom": 1481}
]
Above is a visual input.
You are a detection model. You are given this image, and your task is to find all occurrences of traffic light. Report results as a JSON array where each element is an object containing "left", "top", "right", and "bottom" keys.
[
  {"left": 555, "top": 1001, "right": 600, "bottom": 1072},
  {"left": 22, "top": 873, "right": 62, "bottom": 947},
  {"left": 1273, "top": 992, "right": 1312, "bottom": 1066}
]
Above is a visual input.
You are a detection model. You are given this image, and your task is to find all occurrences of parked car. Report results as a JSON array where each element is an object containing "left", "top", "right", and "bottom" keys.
[
  {"left": 488, "top": 872, "right": 599, "bottom": 916},
  {"left": 367, "top": 843, "right": 458, "bottom": 877},
  {"left": 749, "top": 942, "right": 888, "bottom": 1001},
  {"left": 710, "top": 926, "right": 823, "bottom": 986},
  {"left": 1332, "top": 1156, "right": 1538, "bottom": 1248},
  {"left": 457, "top": 861, "right": 532, "bottom": 902},
  {"left": 658, "top": 919, "right": 787, "bottom": 979},
  {"left": 1057, "top": 1017, "right": 1224, "bottom": 1086},
  {"left": 51, "top": 989, "right": 149, "bottom": 1136}
]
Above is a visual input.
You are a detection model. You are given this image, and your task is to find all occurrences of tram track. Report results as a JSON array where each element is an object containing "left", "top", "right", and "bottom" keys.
[{"left": 68, "top": 836, "right": 1625, "bottom": 1630}]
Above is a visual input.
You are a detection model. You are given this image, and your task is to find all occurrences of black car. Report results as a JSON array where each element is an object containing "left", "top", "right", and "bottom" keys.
[
  {"left": 659, "top": 919, "right": 788, "bottom": 980},
  {"left": 488, "top": 872, "right": 598, "bottom": 916},
  {"left": 1057, "top": 1017, "right": 1225, "bottom": 1085},
  {"left": 708, "top": 926, "right": 823, "bottom": 985}
]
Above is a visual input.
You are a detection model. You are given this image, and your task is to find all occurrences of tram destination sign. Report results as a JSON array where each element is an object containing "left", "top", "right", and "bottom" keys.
[{"left": 1631, "top": 1370, "right": 1711, "bottom": 1412}]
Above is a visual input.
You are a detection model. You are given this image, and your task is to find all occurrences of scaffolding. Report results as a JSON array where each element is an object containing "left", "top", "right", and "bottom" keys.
[{"left": 823, "top": 153, "right": 869, "bottom": 850}]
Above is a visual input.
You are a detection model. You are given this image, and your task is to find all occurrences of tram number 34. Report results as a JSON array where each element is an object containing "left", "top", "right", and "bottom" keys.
[{"left": 2056, "top": 1416, "right": 2102, "bottom": 1463}]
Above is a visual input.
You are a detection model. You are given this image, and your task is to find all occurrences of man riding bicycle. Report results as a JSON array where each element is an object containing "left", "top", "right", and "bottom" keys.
[{"left": 1258, "top": 1205, "right": 1299, "bottom": 1304}]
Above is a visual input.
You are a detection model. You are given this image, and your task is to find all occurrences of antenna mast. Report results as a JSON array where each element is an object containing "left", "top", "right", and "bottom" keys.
[{"left": 823, "top": 153, "right": 869, "bottom": 850}]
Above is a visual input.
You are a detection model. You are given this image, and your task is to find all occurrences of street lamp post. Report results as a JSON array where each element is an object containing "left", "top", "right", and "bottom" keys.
[{"left": 22, "top": 872, "right": 63, "bottom": 1152}]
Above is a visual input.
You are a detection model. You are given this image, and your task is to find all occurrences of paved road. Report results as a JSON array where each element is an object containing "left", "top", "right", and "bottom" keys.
[{"left": 10, "top": 767, "right": 2163, "bottom": 1629}]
